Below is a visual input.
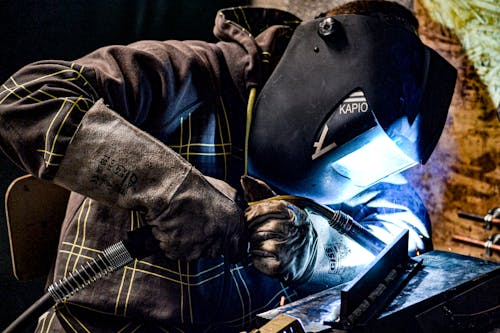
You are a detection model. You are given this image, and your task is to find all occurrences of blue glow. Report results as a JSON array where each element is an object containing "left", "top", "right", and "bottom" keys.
[
  {"left": 308, "top": 212, "right": 376, "bottom": 268},
  {"left": 331, "top": 126, "right": 417, "bottom": 187}
]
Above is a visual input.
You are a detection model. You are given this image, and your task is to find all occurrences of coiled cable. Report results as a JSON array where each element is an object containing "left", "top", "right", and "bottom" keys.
[{"left": 2, "top": 226, "right": 158, "bottom": 333}]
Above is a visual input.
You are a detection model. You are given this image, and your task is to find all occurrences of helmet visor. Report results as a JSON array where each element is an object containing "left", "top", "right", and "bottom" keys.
[{"left": 331, "top": 125, "right": 418, "bottom": 187}]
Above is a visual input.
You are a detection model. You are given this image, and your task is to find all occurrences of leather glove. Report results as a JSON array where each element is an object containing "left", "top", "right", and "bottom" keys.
[
  {"left": 241, "top": 176, "right": 374, "bottom": 293},
  {"left": 149, "top": 174, "right": 246, "bottom": 261},
  {"left": 53, "top": 99, "right": 246, "bottom": 261},
  {"left": 245, "top": 199, "right": 317, "bottom": 284}
]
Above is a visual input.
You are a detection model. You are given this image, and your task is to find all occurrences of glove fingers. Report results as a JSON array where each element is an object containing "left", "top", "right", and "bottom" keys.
[
  {"left": 250, "top": 241, "right": 293, "bottom": 277},
  {"left": 245, "top": 198, "right": 317, "bottom": 283},
  {"left": 246, "top": 200, "right": 309, "bottom": 229},
  {"left": 251, "top": 253, "right": 282, "bottom": 277},
  {"left": 246, "top": 201, "right": 291, "bottom": 223},
  {"left": 250, "top": 231, "right": 290, "bottom": 244},
  {"left": 250, "top": 216, "right": 296, "bottom": 233},
  {"left": 250, "top": 238, "right": 292, "bottom": 260}
]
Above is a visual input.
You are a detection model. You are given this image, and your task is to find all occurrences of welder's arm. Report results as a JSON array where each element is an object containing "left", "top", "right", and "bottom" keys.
[
  {"left": 53, "top": 100, "right": 246, "bottom": 261},
  {"left": 0, "top": 40, "right": 220, "bottom": 179},
  {"left": 0, "top": 42, "right": 246, "bottom": 261}
]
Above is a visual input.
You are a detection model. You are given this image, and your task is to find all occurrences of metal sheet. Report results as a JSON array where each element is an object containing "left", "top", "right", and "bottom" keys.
[{"left": 257, "top": 251, "right": 500, "bottom": 332}]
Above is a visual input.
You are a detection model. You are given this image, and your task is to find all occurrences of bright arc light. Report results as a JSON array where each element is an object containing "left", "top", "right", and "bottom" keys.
[{"left": 331, "top": 127, "right": 417, "bottom": 187}]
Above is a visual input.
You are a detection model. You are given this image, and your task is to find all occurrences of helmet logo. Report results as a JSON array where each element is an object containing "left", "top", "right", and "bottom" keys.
[
  {"left": 339, "top": 91, "right": 369, "bottom": 114},
  {"left": 312, "top": 90, "right": 370, "bottom": 160},
  {"left": 312, "top": 124, "right": 337, "bottom": 160}
]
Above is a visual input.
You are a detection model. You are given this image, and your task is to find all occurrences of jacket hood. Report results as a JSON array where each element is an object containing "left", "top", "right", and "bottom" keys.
[{"left": 213, "top": 7, "right": 301, "bottom": 91}]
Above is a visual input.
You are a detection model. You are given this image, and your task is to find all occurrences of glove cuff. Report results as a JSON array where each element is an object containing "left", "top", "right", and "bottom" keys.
[{"left": 53, "top": 99, "right": 192, "bottom": 217}]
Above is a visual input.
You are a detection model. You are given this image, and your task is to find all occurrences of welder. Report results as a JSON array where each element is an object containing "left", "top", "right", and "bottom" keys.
[{"left": 0, "top": 1, "right": 455, "bottom": 332}]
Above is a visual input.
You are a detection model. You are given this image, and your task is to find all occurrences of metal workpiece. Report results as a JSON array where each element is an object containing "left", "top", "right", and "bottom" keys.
[{"left": 257, "top": 248, "right": 500, "bottom": 332}]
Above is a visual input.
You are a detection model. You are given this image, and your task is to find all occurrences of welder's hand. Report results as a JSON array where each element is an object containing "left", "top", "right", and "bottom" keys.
[
  {"left": 149, "top": 173, "right": 247, "bottom": 262},
  {"left": 246, "top": 199, "right": 317, "bottom": 284}
]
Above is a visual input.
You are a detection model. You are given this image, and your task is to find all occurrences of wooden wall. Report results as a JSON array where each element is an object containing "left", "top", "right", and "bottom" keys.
[{"left": 406, "top": 0, "right": 499, "bottom": 262}]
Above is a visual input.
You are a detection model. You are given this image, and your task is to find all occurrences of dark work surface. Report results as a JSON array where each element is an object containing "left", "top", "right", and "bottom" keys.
[{"left": 257, "top": 250, "right": 500, "bottom": 332}]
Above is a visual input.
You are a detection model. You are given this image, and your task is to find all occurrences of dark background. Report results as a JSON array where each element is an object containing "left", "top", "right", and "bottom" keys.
[{"left": 0, "top": 1, "right": 246, "bottom": 330}]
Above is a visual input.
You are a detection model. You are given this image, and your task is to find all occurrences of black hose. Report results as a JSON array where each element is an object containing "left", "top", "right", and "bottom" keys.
[
  {"left": 2, "top": 226, "right": 160, "bottom": 333},
  {"left": 3, "top": 293, "right": 53, "bottom": 333}
]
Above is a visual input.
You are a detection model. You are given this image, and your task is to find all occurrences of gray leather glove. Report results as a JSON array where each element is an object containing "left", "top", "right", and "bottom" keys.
[
  {"left": 245, "top": 199, "right": 317, "bottom": 284},
  {"left": 149, "top": 173, "right": 246, "bottom": 261},
  {"left": 54, "top": 99, "right": 246, "bottom": 261}
]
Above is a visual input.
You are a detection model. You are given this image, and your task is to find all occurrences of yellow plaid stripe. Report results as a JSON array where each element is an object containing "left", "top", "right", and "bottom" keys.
[{"left": 0, "top": 62, "right": 95, "bottom": 170}]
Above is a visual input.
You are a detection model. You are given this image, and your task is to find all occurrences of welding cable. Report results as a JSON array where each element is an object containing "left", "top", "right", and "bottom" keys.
[
  {"left": 4, "top": 195, "right": 385, "bottom": 332},
  {"left": 2, "top": 226, "right": 160, "bottom": 333},
  {"left": 244, "top": 87, "right": 258, "bottom": 176}
]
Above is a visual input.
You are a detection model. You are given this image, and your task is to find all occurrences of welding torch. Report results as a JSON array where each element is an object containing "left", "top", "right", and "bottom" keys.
[{"left": 268, "top": 194, "right": 386, "bottom": 255}]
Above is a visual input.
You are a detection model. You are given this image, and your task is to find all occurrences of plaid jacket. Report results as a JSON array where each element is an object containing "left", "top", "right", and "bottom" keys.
[{"left": 0, "top": 7, "right": 431, "bottom": 333}]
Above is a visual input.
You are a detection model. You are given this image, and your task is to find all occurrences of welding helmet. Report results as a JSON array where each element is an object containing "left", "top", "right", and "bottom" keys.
[{"left": 248, "top": 1, "right": 456, "bottom": 204}]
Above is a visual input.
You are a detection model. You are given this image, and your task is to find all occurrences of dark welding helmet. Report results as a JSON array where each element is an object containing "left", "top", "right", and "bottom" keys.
[{"left": 248, "top": 2, "right": 456, "bottom": 204}]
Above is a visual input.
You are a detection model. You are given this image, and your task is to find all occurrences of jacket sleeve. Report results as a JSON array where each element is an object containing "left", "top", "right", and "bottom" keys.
[
  {"left": 330, "top": 174, "right": 433, "bottom": 256},
  {"left": 0, "top": 40, "right": 221, "bottom": 180}
]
